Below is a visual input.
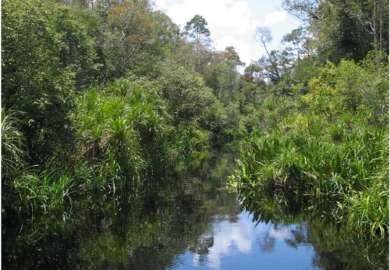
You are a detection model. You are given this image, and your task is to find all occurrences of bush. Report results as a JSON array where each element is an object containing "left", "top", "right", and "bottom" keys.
[
  {"left": 231, "top": 54, "right": 389, "bottom": 238},
  {"left": 2, "top": 0, "right": 98, "bottom": 163}
]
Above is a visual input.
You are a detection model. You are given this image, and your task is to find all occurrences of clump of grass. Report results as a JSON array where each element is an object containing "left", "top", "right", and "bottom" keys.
[
  {"left": 231, "top": 55, "right": 389, "bottom": 239},
  {"left": 14, "top": 171, "right": 74, "bottom": 219},
  {"left": 1, "top": 109, "right": 26, "bottom": 180}
]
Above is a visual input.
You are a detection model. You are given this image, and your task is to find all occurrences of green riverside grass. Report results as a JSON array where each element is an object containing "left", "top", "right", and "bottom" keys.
[{"left": 230, "top": 54, "right": 389, "bottom": 239}]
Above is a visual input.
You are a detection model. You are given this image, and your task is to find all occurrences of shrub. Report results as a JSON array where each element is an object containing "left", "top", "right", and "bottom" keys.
[{"left": 231, "top": 54, "right": 389, "bottom": 238}]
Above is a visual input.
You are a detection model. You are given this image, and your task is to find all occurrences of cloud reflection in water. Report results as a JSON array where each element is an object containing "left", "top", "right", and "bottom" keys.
[{"left": 172, "top": 211, "right": 318, "bottom": 270}]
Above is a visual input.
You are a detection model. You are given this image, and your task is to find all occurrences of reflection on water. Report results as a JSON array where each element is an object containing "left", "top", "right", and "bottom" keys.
[
  {"left": 3, "top": 154, "right": 388, "bottom": 270},
  {"left": 172, "top": 211, "right": 319, "bottom": 270}
]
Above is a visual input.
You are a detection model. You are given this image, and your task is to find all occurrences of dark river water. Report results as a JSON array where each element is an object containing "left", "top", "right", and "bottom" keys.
[{"left": 3, "top": 155, "right": 388, "bottom": 269}]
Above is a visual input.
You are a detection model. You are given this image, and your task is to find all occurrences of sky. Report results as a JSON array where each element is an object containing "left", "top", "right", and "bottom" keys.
[
  {"left": 173, "top": 212, "right": 317, "bottom": 270},
  {"left": 151, "top": 0, "right": 300, "bottom": 67}
]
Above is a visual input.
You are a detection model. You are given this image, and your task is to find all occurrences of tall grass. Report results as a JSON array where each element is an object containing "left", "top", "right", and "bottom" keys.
[
  {"left": 1, "top": 109, "right": 26, "bottom": 179},
  {"left": 231, "top": 54, "right": 389, "bottom": 238}
]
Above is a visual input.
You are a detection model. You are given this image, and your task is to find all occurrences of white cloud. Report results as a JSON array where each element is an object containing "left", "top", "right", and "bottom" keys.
[
  {"left": 269, "top": 226, "right": 294, "bottom": 240},
  {"left": 152, "top": 0, "right": 300, "bottom": 66},
  {"left": 192, "top": 219, "right": 253, "bottom": 269}
]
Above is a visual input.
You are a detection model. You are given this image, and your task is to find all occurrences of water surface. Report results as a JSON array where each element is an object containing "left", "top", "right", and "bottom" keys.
[
  {"left": 170, "top": 209, "right": 320, "bottom": 270},
  {"left": 3, "top": 155, "right": 387, "bottom": 269}
]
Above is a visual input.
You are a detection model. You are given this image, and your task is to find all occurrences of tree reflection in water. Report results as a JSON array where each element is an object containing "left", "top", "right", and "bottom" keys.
[
  {"left": 3, "top": 154, "right": 388, "bottom": 270},
  {"left": 240, "top": 187, "right": 389, "bottom": 270}
]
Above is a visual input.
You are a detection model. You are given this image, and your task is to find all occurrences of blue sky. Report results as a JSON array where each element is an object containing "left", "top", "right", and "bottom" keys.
[{"left": 151, "top": 0, "right": 300, "bottom": 66}]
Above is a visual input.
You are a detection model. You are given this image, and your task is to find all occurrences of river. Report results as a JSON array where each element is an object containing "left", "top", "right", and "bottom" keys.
[{"left": 3, "top": 155, "right": 387, "bottom": 269}]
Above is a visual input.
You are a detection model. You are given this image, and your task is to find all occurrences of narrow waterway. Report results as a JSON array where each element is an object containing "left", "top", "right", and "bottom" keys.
[{"left": 4, "top": 155, "right": 387, "bottom": 269}]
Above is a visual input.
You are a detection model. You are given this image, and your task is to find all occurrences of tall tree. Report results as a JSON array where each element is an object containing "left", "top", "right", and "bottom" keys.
[
  {"left": 282, "top": 27, "right": 313, "bottom": 60},
  {"left": 184, "top": 15, "right": 213, "bottom": 73},
  {"left": 184, "top": 15, "right": 211, "bottom": 45},
  {"left": 224, "top": 46, "right": 245, "bottom": 67},
  {"left": 283, "top": 0, "right": 389, "bottom": 61},
  {"left": 244, "top": 63, "right": 264, "bottom": 84},
  {"left": 256, "top": 27, "right": 282, "bottom": 82}
]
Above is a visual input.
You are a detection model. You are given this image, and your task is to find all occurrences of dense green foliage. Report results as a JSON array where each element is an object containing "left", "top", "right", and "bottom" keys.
[
  {"left": 231, "top": 53, "right": 388, "bottom": 238},
  {"left": 228, "top": 0, "right": 389, "bottom": 243},
  {"left": 283, "top": 0, "right": 389, "bottom": 61},
  {"left": 2, "top": 0, "right": 247, "bottom": 231},
  {"left": 2, "top": 0, "right": 388, "bottom": 268}
]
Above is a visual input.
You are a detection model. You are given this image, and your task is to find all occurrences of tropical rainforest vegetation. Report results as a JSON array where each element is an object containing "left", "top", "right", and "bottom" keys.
[
  {"left": 230, "top": 0, "right": 389, "bottom": 240},
  {"left": 2, "top": 0, "right": 388, "bottom": 268}
]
